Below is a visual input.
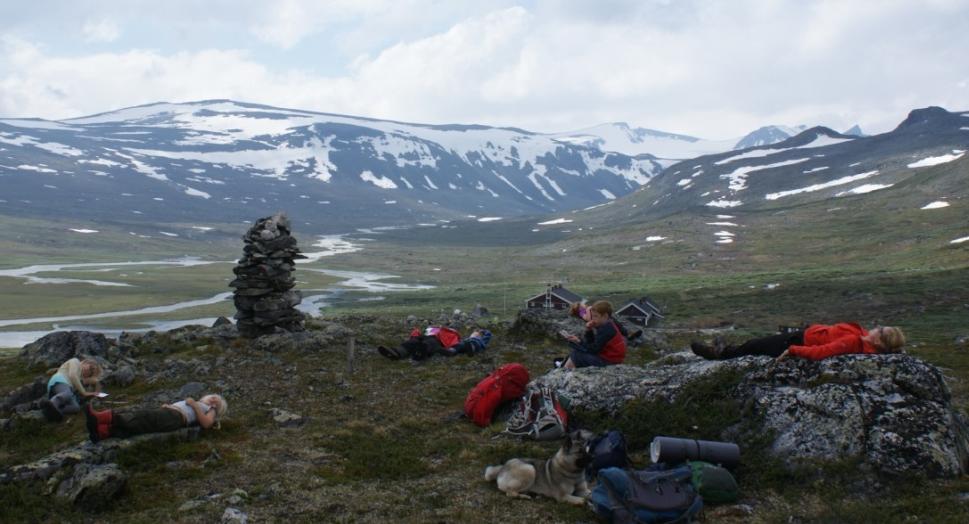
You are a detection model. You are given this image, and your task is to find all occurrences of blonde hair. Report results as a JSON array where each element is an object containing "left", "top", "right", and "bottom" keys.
[
  {"left": 202, "top": 394, "right": 228, "bottom": 428},
  {"left": 589, "top": 300, "right": 614, "bottom": 317},
  {"left": 878, "top": 327, "right": 906, "bottom": 353},
  {"left": 81, "top": 359, "right": 103, "bottom": 380}
]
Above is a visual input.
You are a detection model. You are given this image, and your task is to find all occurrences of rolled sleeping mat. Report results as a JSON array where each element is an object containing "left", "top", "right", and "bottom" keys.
[{"left": 650, "top": 436, "right": 741, "bottom": 469}]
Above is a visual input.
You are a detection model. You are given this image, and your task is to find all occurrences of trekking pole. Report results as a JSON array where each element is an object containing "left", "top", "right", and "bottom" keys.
[{"left": 347, "top": 336, "right": 355, "bottom": 374}]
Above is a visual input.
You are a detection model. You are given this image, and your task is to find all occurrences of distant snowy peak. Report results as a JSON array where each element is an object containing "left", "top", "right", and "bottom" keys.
[
  {"left": 552, "top": 122, "right": 736, "bottom": 160},
  {"left": 843, "top": 125, "right": 865, "bottom": 137},
  {"left": 0, "top": 99, "right": 669, "bottom": 229},
  {"left": 734, "top": 125, "right": 808, "bottom": 150}
]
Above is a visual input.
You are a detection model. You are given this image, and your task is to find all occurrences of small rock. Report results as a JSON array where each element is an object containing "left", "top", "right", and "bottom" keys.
[
  {"left": 222, "top": 507, "right": 248, "bottom": 523},
  {"left": 178, "top": 382, "right": 207, "bottom": 399},
  {"left": 55, "top": 463, "right": 126, "bottom": 510},
  {"left": 707, "top": 503, "right": 755, "bottom": 519},
  {"left": 270, "top": 408, "right": 305, "bottom": 427},
  {"left": 106, "top": 364, "right": 136, "bottom": 387},
  {"left": 179, "top": 499, "right": 206, "bottom": 512},
  {"left": 212, "top": 317, "right": 233, "bottom": 327}
]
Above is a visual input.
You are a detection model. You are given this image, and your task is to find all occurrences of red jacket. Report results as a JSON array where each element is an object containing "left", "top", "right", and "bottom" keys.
[
  {"left": 410, "top": 326, "right": 461, "bottom": 349},
  {"left": 599, "top": 321, "right": 627, "bottom": 364},
  {"left": 787, "top": 323, "right": 877, "bottom": 361}
]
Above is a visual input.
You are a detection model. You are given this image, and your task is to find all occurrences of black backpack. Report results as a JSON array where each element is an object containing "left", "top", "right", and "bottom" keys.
[{"left": 587, "top": 430, "right": 630, "bottom": 477}]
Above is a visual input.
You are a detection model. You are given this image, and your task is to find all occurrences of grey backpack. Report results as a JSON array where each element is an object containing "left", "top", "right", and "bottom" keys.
[{"left": 505, "top": 384, "right": 568, "bottom": 440}]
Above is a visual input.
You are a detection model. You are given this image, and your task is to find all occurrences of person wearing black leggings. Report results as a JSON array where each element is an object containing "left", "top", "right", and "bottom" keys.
[{"left": 691, "top": 323, "right": 905, "bottom": 361}]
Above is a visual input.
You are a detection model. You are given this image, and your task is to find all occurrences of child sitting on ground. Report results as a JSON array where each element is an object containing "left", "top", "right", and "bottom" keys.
[
  {"left": 561, "top": 301, "right": 627, "bottom": 369},
  {"left": 39, "top": 357, "right": 103, "bottom": 422}
]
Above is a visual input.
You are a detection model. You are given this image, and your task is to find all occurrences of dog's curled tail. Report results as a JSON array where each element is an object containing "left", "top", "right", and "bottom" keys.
[{"left": 484, "top": 465, "right": 501, "bottom": 481}]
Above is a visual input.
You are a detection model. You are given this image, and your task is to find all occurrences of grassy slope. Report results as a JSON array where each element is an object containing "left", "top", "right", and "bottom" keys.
[{"left": 0, "top": 154, "right": 967, "bottom": 521}]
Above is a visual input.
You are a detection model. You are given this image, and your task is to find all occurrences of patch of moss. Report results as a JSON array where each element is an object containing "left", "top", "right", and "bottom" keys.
[
  {"left": 574, "top": 367, "right": 747, "bottom": 450},
  {"left": 0, "top": 416, "right": 85, "bottom": 469},
  {"left": 0, "top": 481, "right": 81, "bottom": 523},
  {"left": 315, "top": 424, "right": 431, "bottom": 482}
]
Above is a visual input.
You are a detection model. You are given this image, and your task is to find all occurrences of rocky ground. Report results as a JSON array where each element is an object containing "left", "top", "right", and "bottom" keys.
[{"left": 2, "top": 310, "right": 969, "bottom": 523}]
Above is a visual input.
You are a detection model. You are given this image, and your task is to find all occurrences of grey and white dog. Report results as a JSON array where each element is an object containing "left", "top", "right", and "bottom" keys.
[{"left": 484, "top": 429, "right": 595, "bottom": 505}]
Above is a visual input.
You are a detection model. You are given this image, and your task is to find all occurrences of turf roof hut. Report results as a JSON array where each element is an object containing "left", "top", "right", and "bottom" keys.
[
  {"left": 524, "top": 283, "right": 583, "bottom": 311},
  {"left": 616, "top": 297, "right": 664, "bottom": 327}
]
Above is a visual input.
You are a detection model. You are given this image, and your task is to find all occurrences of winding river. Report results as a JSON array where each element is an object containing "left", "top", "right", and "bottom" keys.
[{"left": 0, "top": 236, "right": 432, "bottom": 349}]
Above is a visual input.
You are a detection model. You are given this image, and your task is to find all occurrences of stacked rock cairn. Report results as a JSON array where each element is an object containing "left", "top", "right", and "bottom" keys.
[{"left": 229, "top": 213, "right": 306, "bottom": 337}]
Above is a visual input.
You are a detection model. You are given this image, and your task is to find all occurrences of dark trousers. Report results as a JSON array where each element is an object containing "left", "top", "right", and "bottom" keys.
[
  {"left": 722, "top": 331, "right": 805, "bottom": 359},
  {"left": 569, "top": 348, "right": 611, "bottom": 368},
  {"left": 112, "top": 408, "right": 185, "bottom": 438},
  {"left": 49, "top": 383, "right": 80, "bottom": 415}
]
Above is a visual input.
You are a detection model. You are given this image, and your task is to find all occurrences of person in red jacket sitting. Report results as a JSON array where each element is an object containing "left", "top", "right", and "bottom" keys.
[
  {"left": 690, "top": 323, "right": 906, "bottom": 361},
  {"left": 561, "top": 301, "right": 627, "bottom": 369}
]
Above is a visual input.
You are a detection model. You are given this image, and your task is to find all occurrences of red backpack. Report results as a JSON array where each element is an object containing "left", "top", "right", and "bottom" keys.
[{"left": 464, "top": 363, "right": 530, "bottom": 427}]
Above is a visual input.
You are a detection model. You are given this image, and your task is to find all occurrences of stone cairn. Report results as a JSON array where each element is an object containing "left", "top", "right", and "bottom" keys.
[{"left": 229, "top": 214, "right": 306, "bottom": 337}]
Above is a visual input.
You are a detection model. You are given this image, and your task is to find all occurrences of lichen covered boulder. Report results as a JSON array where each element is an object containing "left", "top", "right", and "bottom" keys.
[
  {"left": 537, "top": 353, "right": 969, "bottom": 477},
  {"left": 19, "top": 331, "right": 112, "bottom": 369}
]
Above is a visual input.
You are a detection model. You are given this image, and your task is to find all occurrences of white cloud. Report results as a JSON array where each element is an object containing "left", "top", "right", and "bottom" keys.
[
  {"left": 82, "top": 19, "right": 120, "bottom": 43},
  {"left": 1, "top": 1, "right": 969, "bottom": 137}
]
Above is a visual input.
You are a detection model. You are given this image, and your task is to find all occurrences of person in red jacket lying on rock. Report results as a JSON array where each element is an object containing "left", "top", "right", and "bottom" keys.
[{"left": 690, "top": 323, "right": 906, "bottom": 361}]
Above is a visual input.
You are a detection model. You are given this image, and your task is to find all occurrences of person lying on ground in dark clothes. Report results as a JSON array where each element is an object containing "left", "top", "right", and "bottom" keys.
[
  {"left": 690, "top": 323, "right": 905, "bottom": 361},
  {"left": 85, "top": 394, "right": 227, "bottom": 443}
]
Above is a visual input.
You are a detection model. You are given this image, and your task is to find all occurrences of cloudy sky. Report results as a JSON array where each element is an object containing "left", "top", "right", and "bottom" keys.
[{"left": 1, "top": 0, "right": 968, "bottom": 138}]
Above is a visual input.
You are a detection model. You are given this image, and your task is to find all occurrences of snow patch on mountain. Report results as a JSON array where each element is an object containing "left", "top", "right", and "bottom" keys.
[
  {"left": 184, "top": 187, "right": 211, "bottom": 199},
  {"left": 722, "top": 158, "right": 811, "bottom": 191},
  {"left": 765, "top": 170, "right": 879, "bottom": 200},
  {"left": 360, "top": 170, "right": 397, "bottom": 189},
  {"left": 907, "top": 150, "right": 965, "bottom": 168},
  {"left": 706, "top": 199, "right": 742, "bottom": 208},
  {"left": 921, "top": 201, "right": 950, "bottom": 209},
  {"left": 835, "top": 183, "right": 893, "bottom": 196},
  {"left": 537, "top": 218, "right": 572, "bottom": 225}
]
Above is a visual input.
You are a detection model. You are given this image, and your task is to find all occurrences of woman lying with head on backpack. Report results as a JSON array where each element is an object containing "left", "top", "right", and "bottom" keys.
[
  {"left": 85, "top": 394, "right": 227, "bottom": 443},
  {"left": 561, "top": 301, "right": 626, "bottom": 369},
  {"left": 690, "top": 323, "right": 905, "bottom": 361}
]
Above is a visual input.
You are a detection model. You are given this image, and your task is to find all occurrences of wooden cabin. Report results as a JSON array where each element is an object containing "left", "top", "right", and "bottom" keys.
[
  {"left": 616, "top": 296, "right": 664, "bottom": 326},
  {"left": 525, "top": 284, "right": 583, "bottom": 311}
]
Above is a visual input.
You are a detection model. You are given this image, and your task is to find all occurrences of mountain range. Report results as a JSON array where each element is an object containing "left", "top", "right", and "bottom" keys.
[{"left": 0, "top": 100, "right": 827, "bottom": 233}]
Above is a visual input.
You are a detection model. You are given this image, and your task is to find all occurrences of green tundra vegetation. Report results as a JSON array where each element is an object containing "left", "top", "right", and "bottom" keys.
[{"left": 0, "top": 157, "right": 967, "bottom": 521}]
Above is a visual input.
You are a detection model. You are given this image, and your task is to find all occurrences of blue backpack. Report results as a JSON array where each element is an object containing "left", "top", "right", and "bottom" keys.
[
  {"left": 587, "top": 430, "right": 630, "bottom": 477},
  {"left": 589, "top": 465, "right": 703, "bottom": 523}
]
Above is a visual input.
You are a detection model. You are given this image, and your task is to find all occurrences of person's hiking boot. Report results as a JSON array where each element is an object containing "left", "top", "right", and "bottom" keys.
[
  {"left": 553, "top": 357, "right": 566, "bottom": 369},
  {"left": 690, "top": 341, "right": 721, "bottom": 360},
  {"left": 377, "top": 345, "right": 401, "bottom": 359},
  {"left": 39, "top": 398, "right": 64, "bottom": 423}
]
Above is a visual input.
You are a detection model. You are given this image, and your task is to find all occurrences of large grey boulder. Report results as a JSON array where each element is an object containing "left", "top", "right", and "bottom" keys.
[
  {"left": 55, "top": 463, "right": 126, "bottom": 510},
  {"left": 538, "top": 353, "right": 969, "bottom": 477},
  {"left": 19, "top": 331, "right": 112, "bottom": 368}
]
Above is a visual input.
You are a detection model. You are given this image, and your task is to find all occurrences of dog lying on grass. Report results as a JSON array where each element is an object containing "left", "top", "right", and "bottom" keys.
[{"left": 484, "top": 429, "right": 595, "bottom": 505}]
